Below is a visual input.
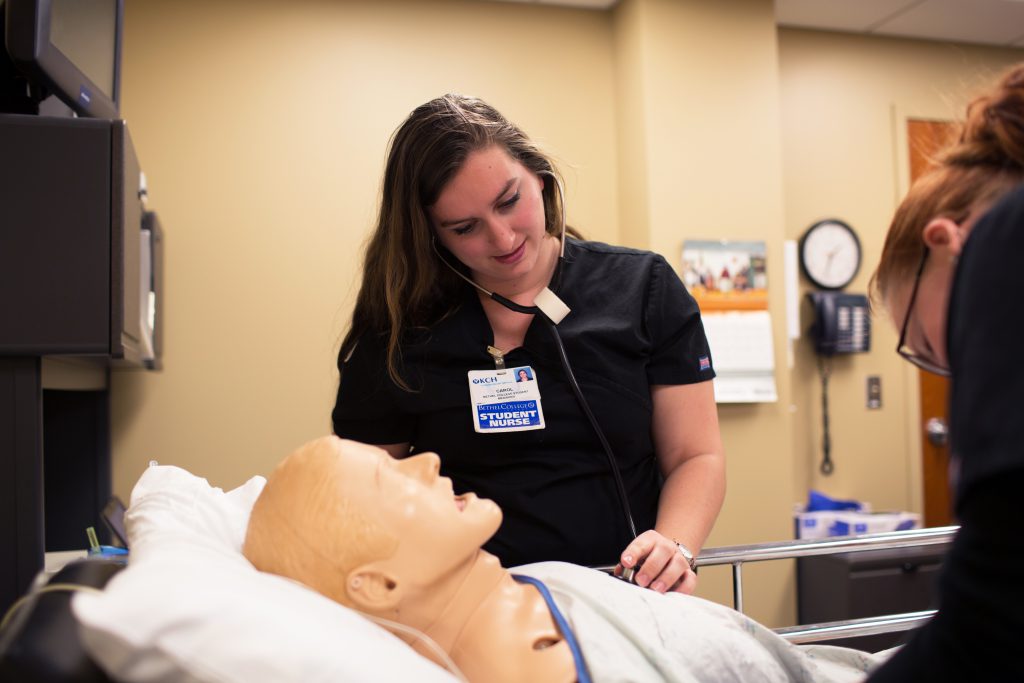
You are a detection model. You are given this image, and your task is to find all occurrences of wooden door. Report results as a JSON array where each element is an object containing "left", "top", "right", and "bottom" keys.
[{"left": 907, "top": 119, "right": 957, "bottom": 527}]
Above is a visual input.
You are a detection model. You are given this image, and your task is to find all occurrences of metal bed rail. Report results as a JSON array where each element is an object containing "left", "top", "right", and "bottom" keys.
[
  {"left": 596, "top": 526, "right": 958, "bottom": 644},
  {"left": 696, "top": 525, "right": 958, "bottom": 614},
  {"left": 701, "top": 525, "right": 957, "bottom": 643},
  {"left": 774, "top": 610, "right": 936, "bottom": 644}
]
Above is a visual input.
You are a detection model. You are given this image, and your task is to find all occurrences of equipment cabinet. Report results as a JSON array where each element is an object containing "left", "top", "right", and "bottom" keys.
[{"left": 797, "top": 542, "right": 950, "bottom": 652}]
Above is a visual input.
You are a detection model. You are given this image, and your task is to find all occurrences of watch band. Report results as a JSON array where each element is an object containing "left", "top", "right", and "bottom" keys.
[{"left": 674, "top": 540, "right": 697, "bottom": 572}]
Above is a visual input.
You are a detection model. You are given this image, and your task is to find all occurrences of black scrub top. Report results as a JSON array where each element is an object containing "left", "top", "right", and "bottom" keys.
[
  {"left": 333, "top": 239, "right": 715, "bottom": 568},
  {"left": 868, "top": 185, "right": 1024, "bottom": 681},
  {"left": 947, "top": 184, "right": 1024, "bottom": 501}
]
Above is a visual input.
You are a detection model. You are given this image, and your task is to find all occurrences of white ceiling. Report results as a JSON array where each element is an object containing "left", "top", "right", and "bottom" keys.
[
  {"left": 776, "top": 0, "right": 1024, "bottom": 48},
  {"left": 492, "top": 0, "right": 619, "bottom": 8},
  {"left": 493, "top": 0, "right": 1024, "bottom": 48}
]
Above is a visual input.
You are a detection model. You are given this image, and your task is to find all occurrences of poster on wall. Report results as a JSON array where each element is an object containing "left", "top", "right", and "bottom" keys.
[{"left": 682, "top": 240, "right": 778, "bottom": 403}]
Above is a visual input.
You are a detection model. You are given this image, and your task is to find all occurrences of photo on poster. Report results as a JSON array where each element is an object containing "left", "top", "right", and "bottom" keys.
[{"left": 681, "top": 240, "right": 768, "bottom": 312}]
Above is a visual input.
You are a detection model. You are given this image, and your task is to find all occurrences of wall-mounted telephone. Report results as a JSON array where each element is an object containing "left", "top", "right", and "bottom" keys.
[
  {"left": 805, "top": 291, "right": 871, "bottom": 476},
  {"left": 807, "top": 292, "right": 871, "bottom": 355}
]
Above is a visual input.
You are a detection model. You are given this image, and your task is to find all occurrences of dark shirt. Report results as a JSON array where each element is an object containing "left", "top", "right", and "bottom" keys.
[
  {"left": 868, "top": 185, "right": 1024, "bottom": 681},
  {"left": 333, "top": 239, "right": 714, "bottom": 568}
]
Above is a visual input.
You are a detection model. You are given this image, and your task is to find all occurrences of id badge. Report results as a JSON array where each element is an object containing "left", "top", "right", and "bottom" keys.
[{"left": 467, "top": 365, "right": 545, "bottom": 433}]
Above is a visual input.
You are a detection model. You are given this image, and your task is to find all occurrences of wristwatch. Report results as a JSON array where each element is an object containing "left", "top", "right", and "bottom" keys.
[{"left": 674, "top": 540, "right": 697, "bottom": 572}]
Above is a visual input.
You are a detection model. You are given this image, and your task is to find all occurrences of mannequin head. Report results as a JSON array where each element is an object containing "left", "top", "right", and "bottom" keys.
[
  {"left": 244, "top": 438, "right": 584, "bottom": 682},
  {"left": 243, "top": 437, "right": 502, "bottom": 616}
]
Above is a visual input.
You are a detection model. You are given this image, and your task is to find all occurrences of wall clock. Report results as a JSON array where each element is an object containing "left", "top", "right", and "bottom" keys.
[{"left": 798, "top": 219, "right": 862, "bottom": 290}]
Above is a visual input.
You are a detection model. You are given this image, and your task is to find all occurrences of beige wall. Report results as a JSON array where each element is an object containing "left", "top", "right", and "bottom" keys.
[
  {"left": 112, "top": 0, "right": 619, "bottom": 491},
  {"left": 108, "top": 0, "right": 1023, "bottom": 629},
  {"left": 610, "top": 0, "right": 650, "bottom": 250},
  {"left": 779, "top": 29, "right": 1024, "bottom": 517},
  {"left": 612, "top": 0, "right": 797, "bottom": 627}
]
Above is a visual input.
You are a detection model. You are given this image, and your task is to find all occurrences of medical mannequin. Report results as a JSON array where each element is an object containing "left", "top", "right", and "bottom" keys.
[
  {"left": 244, "top": 437, "right": 883, "bottom": 683},
  {"left": 243, "top": 436, "right": 576, "bottom": 682}
]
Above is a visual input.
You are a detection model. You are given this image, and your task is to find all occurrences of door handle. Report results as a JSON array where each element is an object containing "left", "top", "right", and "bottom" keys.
[{"left": 925, "top": 417, "right": 948, "bottom": 447}]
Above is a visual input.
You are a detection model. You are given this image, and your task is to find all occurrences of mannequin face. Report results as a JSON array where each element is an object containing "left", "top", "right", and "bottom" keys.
[
  {"left": 367, "top": 445, "right": 502, "bottom": 553},
  {"left": 245, "top": 437, "right": 503, "bottom": 615},
  {"left": 320, "top": 440, "right": 503, "bottom": 598}
]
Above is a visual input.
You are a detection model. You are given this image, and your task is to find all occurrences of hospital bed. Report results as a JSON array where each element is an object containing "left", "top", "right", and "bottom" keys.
[
  {"left": 695, "top": 525, "right": 956, "bottom": 644},
  {"left": 0, "top": 465, "right": 957, "bottom": 681},
  {"left": 589, "top": 524, "right": 955, "bottom": 646}
]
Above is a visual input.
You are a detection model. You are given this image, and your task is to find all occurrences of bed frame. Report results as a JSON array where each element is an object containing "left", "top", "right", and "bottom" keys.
[
  {"left": 694, "top": 526, "right": 957, "bottom": 644},
  {"left": 597, "top": 525, "right": 956, "bottom": 645}
]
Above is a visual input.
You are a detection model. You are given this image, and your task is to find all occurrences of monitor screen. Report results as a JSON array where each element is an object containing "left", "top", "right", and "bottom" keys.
[
  {"left": 4, "top": 0, "right": 122, "bottom": 118},
  {"left": 49, "top": 0, "right": 118, "bottom": 103}
]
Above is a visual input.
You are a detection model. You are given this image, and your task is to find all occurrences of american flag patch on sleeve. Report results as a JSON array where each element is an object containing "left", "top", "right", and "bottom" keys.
[{"left": 699, "top": 356, "right": 711, "bottom": 371}]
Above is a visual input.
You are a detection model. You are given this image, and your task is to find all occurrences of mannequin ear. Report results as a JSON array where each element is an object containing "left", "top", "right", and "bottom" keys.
[
  {"left": 345, "top": 568, "right": 403, "bottom": 612},
  {"left": 922, "top": 217, "right": 965, "bottom": 258}
]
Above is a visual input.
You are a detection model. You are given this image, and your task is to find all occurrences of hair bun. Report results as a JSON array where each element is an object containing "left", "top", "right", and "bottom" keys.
[{"left": 946, "top": 64, "right": 1024, "bottom": 171}]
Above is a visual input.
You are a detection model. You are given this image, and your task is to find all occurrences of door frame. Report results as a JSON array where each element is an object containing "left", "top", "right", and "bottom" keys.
[{"left": 891, "top": 105, "right": 956, "bottom": 523}]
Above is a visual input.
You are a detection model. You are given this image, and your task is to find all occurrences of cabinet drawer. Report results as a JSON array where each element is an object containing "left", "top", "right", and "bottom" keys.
[{"left": 797, "top": 543, "right": 950, "bottom": 652}]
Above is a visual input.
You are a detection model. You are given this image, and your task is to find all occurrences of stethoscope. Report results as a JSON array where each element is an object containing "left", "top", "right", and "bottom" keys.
[{"left": 432, "top": 172, "right": 639, "bottom": 543}]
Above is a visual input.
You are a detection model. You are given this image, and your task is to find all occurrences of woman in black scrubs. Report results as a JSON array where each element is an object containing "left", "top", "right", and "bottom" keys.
[
  {"left": 869, "top": 64, "right": 1024, "bottom": 680},
  {"left": 333, "top": 94, "right": 724, "bottom": 594}
]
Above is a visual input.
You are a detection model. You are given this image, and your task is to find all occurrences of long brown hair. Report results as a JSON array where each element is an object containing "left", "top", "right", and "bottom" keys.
[
  {"left": 340, "top": 94, "right": 572, "bottom": 389},
  {"left": 872, "top": 64, "right": 1024, "bottom": 304}
]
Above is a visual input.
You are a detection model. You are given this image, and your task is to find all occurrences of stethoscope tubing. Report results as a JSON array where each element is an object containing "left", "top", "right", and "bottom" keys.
[{"left": 540, "top": 313, "right": 639, "bottom": 540}]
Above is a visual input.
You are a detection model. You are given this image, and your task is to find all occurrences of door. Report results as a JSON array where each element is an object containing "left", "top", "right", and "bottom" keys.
[{"left": 907, "top": 118, "right": 956, "bottom": 527}]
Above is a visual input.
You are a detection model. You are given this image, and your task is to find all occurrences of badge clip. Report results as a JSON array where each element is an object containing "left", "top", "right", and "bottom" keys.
[{"left": 486, "top": 345, "right": 506, "bottom": 370}]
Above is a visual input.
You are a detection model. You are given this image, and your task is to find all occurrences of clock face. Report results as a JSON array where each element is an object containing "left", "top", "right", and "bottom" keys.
[{"left": 799, "top": 220, "right": 861, "bottom": 290}]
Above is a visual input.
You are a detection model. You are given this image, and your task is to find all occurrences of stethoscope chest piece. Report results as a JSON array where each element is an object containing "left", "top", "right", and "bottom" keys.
[{"left": 534, "top": 287, "right": 571, "bottom": 324}]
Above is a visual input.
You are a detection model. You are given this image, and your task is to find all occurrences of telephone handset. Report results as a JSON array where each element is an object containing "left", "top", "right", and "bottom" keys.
[{"left": 807, "top": 292, "right": 871, "bottom": 355}]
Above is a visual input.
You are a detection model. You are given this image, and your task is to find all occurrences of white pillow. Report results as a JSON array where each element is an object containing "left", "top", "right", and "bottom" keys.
[
  {"left": 72, "top": 465, "right": 457, "bottom": 683},
  {"left": 120, "top": 464, "right": 265, "bottom": 554}
]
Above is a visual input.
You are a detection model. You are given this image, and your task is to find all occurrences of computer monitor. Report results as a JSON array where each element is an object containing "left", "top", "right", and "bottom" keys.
[{"left": 4, "top": 0, "right": 123, "bottom": 118}]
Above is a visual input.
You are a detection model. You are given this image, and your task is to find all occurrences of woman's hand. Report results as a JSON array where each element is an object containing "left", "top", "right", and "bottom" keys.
[{"left": 616, "top": 529, "right": 697, "bottom": 594}]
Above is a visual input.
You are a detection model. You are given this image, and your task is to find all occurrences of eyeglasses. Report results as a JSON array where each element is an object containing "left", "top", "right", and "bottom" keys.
[{"left": 896, "top": 249, "right": 951, "bottom": 377}]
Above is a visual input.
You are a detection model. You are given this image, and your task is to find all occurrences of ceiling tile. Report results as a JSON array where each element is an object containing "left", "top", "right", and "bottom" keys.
[
  {"left": 873, "top": 0, "right": 1024, "bottom": 46},
  {"left": 492, "top": 0, "right": 1024, "bottom": 47},
  {"left": 485, "top": 0, "right": 616, "bottom": 8},
  {"left": 776, "top": 0, "right": 922, "bottom": 32}
]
